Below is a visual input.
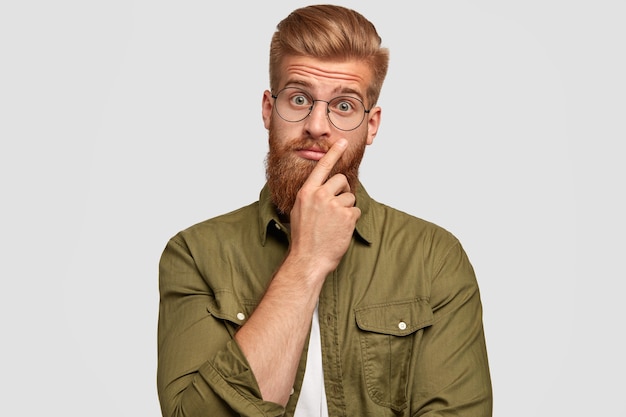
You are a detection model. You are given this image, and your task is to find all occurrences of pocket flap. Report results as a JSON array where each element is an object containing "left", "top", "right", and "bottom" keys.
[
  {"left": 355, "top": 298, "right": 433, "bottom": 336},
  {"left": 206, "top": 289, "right": 255, "bottom": 325}
]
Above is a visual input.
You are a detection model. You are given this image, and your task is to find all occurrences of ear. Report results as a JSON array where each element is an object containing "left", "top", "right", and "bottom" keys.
[
  {"left": 366, "top": 106, "right": 381, "bottom": 146},
  {"left": 262, "top": 90, "right": 273, "bottom": 130}
]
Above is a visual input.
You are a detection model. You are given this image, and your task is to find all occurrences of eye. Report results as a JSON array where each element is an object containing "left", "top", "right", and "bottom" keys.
[
  {"left": 290, "top": 94, "right": 311, "bottom": 107},
  {"left": 336, "top": 101, "right": 353, "bottom": 112},
  {"left": 330, "top": 97, "right": 360, "bottom": 114}
]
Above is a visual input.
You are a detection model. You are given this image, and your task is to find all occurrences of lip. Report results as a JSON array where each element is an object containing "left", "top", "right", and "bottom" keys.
[{"left": 295, "top": 147, "right": 327, "bottom": 161}]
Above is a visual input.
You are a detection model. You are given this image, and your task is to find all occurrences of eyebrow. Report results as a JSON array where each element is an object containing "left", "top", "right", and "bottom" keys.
[{"left": 283, "top": 80, "right": 364, "bottom": 100}]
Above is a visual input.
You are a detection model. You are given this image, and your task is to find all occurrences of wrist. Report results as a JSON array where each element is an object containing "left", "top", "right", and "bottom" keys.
[{"left": 278, "top": 251, "right": 331, "bottom": 291}]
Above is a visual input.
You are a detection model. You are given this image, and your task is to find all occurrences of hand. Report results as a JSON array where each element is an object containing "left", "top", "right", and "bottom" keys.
[{"left": 288, "top": 139, "right": 361, "bottom": 275}]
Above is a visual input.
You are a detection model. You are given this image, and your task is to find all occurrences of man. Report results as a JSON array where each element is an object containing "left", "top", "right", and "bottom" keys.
[{"left": 157, "top": 4, "right": 492, "bottom": 416}]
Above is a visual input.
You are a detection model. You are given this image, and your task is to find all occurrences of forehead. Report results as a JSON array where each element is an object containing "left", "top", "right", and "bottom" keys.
[{"left": 278, "top": 55, "right": 373, "bottom": 96}]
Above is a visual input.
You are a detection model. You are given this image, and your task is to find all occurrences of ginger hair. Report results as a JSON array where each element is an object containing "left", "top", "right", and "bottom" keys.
[{"left": 269, "top": 4, "right": 389, "bottom": 107}]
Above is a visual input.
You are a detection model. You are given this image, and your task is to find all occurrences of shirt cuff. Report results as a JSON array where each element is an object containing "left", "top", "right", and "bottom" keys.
[{"left": 201, "top": 340, "right": 286, "bottom": 416}]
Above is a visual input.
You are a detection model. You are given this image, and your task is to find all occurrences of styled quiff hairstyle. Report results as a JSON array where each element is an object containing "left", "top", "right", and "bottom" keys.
[{"left": 269, "top": 4, "right": 389, "bottom": 107}]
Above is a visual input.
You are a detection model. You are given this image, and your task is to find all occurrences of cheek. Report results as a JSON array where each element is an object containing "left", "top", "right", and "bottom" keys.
[
  {"left": 269, "top": 119, "right": 302, "bottom": 144},
  {"left": 346, "top": 130, "right": 369, "bottom": 153}
]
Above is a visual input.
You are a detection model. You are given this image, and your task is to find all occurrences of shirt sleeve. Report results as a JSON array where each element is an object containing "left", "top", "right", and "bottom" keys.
[
  {"left": 412, "top": 239, "right": 493, "bottom": 416},
  {"left": 157, "top": 234, "right": 285, "bottom": 417}
]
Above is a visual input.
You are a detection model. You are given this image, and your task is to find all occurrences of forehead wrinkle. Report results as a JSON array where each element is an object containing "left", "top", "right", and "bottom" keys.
[{"left": 287, "top": 64, "right": 366, "bottom": 84}]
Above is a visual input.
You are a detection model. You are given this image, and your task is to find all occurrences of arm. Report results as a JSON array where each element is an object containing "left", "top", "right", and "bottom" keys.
[
  {"left": 157, "top": 139, "right": 359, "bottom": 415},
  {"left": 158, "top": 236, "right": 284, "bottom": 417},
  {"left": 412, "top": 241, "right": 493, "bottom": 416},
  {"left": 235, "top": 138, "right": 360, "bottom": 405}
]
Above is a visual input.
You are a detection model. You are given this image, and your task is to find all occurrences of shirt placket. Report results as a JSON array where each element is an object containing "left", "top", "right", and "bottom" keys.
[{"left": 319, "top": 268, "right": 346, "bottom": 417}]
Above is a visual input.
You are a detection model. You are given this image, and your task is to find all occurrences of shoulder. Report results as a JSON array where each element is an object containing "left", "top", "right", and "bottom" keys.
[
  {"left": 369, "top": 198, "right": 460, "bottom": 248},
  {"left": 170, "top": 201, "right": 261, "bottom": 247}
]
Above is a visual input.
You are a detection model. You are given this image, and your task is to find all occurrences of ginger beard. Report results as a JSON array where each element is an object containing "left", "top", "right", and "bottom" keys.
[{"left": 265, "top": 122, "right": 367, "bottom": 216}]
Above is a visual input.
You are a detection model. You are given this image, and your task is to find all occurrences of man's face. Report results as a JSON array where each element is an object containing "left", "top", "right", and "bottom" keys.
[{"left": 262, "top": 55, "right": 381, "bottom": 215}]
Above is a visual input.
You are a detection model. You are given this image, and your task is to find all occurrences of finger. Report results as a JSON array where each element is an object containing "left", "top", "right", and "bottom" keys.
[
  {"left": 303, "top": 139, "right": 348, "bottom": 187},
  {"left": 334, "top": 189, "right": 356, "bottom": 207},
  {"left": 324, "top": 173, "right": 351, "bottom": 196}
]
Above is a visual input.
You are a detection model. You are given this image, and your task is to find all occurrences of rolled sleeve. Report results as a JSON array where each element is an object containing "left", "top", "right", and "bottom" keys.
[{"left": 157, "top": 235, "right": 284, "bottom": 417}]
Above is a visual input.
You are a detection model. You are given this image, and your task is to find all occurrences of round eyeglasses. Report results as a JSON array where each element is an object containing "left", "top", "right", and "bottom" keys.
[{"left": 271, "top": 87, "right": 370, "bottom": 131}]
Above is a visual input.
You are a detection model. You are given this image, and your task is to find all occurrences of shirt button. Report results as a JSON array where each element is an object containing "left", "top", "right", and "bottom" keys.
[
  {"left": 398, "top": 321, "right": 407, "bottom": 330},
  {"left": 237, "top": 312, "right": 245, "bottom": 321}
]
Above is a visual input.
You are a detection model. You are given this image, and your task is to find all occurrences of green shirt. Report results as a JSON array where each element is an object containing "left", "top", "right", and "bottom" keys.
[{"left": 157, "top": 183, "right": 492, "bottom": 417}]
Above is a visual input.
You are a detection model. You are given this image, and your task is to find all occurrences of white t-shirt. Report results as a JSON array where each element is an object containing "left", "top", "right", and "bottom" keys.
[{"left": 294, "top": 304, "right": 328, "bottom": 417}]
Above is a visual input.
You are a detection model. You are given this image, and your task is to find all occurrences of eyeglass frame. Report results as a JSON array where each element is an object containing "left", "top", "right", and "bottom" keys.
[{"left": 270, "top": 87, "right": 372, "bottom": 131}]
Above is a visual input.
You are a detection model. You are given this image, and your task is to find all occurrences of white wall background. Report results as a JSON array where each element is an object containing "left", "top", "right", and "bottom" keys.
[{"left": 1, "top": 1, "right": 624, "bottom": 415}]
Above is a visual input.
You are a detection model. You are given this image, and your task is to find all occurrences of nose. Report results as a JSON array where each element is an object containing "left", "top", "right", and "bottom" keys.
[{"left": 303, "top": 100, "right": 332, "bottom": 138}]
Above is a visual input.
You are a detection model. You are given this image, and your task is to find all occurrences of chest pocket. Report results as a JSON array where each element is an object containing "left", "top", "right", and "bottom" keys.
[{"left": 355, "top": 298, "right": 433, "bottom": 412}]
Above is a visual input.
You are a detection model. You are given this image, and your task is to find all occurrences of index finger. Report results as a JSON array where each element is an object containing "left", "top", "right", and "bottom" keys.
[{"left": 304, "top": 138, "right": 348, "bottom": 186}]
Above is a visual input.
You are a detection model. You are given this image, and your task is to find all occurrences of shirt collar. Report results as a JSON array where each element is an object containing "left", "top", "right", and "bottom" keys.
[{"left": 258, "top": 181, "right": 374, "bottom": 246}]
